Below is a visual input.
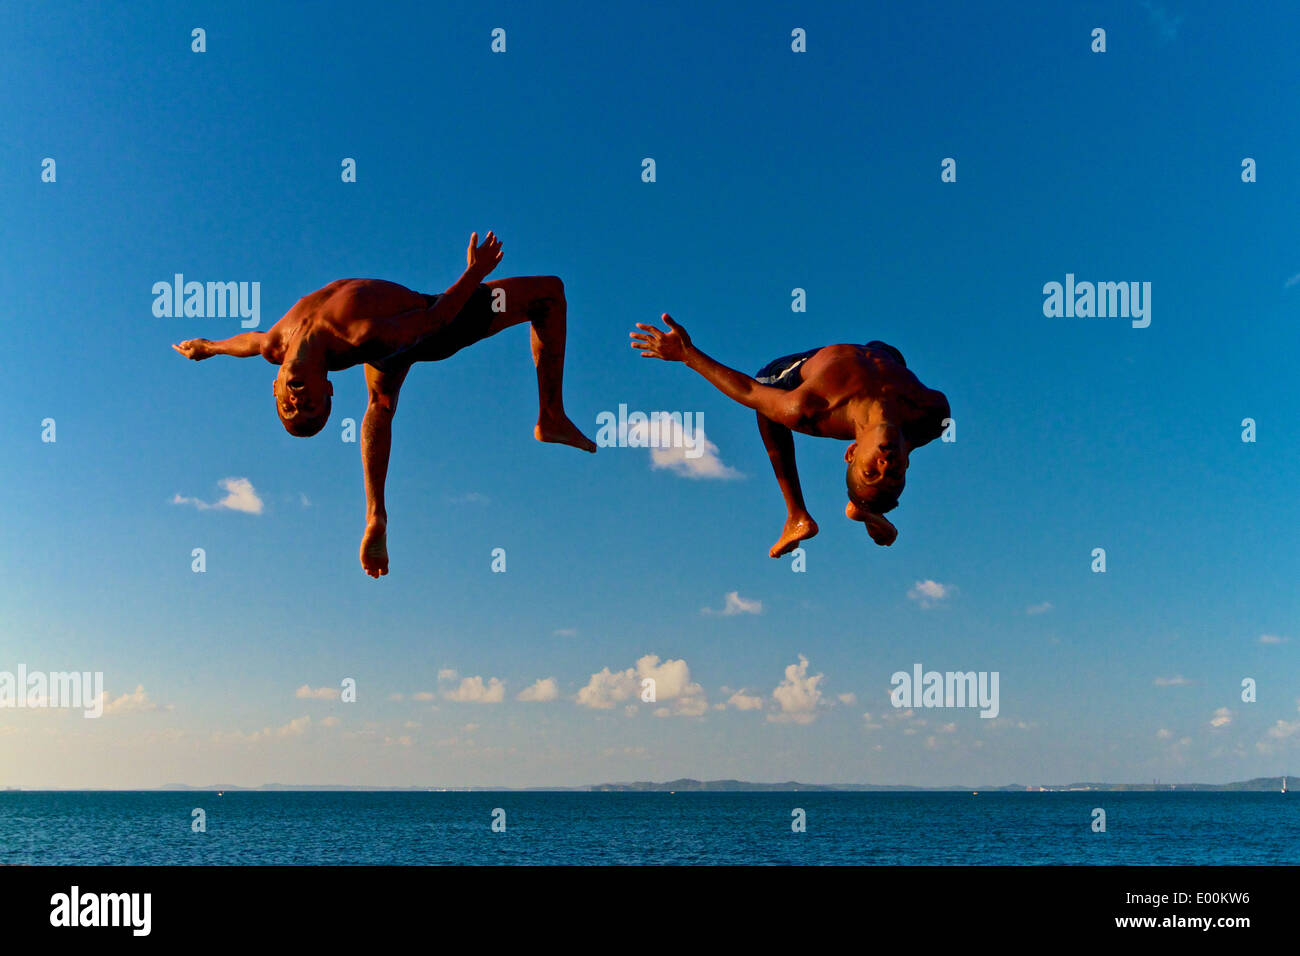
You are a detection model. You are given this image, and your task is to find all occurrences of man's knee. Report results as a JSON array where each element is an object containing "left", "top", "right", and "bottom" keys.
[
  {"left": 536, "top": 275, "right": 564, "bottom": 300},
  {"left": 366, "top": 392, "right": 399, "bottom": 419},
  {"left": 525, "top": 276, "right": 565, "bottom": 320}
]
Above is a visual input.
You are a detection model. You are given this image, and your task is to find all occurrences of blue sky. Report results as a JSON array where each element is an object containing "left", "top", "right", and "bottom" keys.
[{"left": 2, "top": 0, "right": 1297, "bottom": 788}]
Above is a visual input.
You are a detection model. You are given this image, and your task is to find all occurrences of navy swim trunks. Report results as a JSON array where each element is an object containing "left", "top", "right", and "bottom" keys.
[
  {"left": 372, "top": 284, "right": 496, "bottom": 370},
  {"left": 754, "top": 341, "right": 905, "bottom": 390}
]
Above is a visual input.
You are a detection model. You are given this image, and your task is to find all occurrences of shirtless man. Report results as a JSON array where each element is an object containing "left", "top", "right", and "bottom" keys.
[
  {"left": 631, "top": 315, "right": 949, "bottom": 556},
  {"left": 173, "top": 232, "right": 595, "bottom": 577}
]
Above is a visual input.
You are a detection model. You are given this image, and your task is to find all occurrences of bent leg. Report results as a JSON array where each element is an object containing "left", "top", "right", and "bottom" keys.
[
  {"left": 756, "top": 410, "right": 818, "bottom": 558},
  {"left": 359, "top": 360, "right": 410, "bottom": 577},
  {"left": 481, "top": 276, "right": 595, "bottom": 452}
]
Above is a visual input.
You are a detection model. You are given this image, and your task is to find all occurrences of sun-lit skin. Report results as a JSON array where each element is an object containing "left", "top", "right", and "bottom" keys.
[
  {"left": 631, "top": 316, "right": 949, "bottom": 555},
  {"left": 174, "top": 232, "right": 595, "bottom": 577}
]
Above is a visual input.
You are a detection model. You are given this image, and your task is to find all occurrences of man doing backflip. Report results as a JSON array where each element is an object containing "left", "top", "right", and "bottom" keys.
[
  {"left": 175, "top": 232, "right": 595, "bottom": 577},
  {"left": 631, "top": 314, "right": 949, "bottom": 555}
]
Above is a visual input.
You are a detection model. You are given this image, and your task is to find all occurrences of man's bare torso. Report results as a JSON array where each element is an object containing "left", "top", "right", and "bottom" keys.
[
  {"left": 261, "top": 279, "right": 433, "bottom": 370},
  {"left": 787, "top": 344, "right": 949, "bottom": 444}
]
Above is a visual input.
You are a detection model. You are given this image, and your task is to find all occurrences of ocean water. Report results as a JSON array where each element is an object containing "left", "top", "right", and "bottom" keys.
[{"left": 1, "top": 791, "right": 1295, "bottom": 865}]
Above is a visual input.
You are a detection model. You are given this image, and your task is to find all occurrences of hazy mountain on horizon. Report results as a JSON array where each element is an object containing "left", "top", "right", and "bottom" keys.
[{"left": 5, "top": 776, "right": 1290, "bottom": 793}]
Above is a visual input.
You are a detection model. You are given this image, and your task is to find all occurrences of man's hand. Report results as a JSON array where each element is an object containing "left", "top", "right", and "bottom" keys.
[
  {"left": 863, "top": 512, "right": 898, "bottom": 547},
  {"left": 630, "top": 314, "right": 693, "bottom": 363},
  {"left": 172, "top": 339, "right": 213, "bottom": 361},
  {"left": 466, "top": 231, "right": 504, "bottom": 279}
]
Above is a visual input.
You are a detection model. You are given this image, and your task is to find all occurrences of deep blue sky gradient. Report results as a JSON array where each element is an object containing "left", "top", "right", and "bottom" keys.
[{"left": 1, "top": 0, "right": 1297, "bottom": 787}]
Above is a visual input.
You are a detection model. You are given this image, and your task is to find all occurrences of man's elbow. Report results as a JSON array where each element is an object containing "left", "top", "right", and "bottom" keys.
[{"left": 769, "top": 393, "right": 810, "bottom": 429}]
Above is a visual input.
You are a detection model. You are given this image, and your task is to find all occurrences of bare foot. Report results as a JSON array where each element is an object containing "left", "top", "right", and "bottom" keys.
[
  {"left": 769, "top": 513, "right": 818, "bottom": 558},
  {"left": 535, "top": 414, "right": 597, "bottom": 453},
  {"left": 360, "top": 518, "right": 389, "bottom": 577}
]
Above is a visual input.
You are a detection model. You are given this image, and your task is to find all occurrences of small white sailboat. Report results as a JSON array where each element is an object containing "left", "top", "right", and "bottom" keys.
[{"left": 1282, "top": 776, "right": 1287, "bottom": 794}]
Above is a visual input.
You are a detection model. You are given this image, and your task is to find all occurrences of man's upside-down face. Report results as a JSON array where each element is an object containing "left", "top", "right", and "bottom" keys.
[
  {"left": 273, "top": 366, "right": 334, "bottom": 437},
  {"left": 844, "top": 423, "right": 908, "bottom": 545}
]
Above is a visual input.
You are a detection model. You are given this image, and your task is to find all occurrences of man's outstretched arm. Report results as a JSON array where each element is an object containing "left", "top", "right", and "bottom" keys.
[
  {"left": 373, "top": 232, "right": 505, "bottom": 355},
  {"left": 630, "top": 315, "right": 814, "bottom": 428},
  {"left": 172, "top": 332, "right": 267, "bottom": 361}
]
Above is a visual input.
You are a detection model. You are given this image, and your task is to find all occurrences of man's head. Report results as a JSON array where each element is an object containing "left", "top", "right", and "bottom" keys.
[
  {"left": 273, "top": 365, "right": 333, "bottom": 437},
  {"left": 844, "top": 423, "right": 908, "bottom": 544}
]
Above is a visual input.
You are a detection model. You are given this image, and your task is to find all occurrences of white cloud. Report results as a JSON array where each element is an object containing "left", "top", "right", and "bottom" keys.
[
  {"left": 838, "top": 692, "right": 857, "bottom": 706},
  {"left": 577, "top": 667, "right": 637, "bottom": 710},
  {"left": 642, "top": 656, "right": 708, "bottom": 716},
  {"left": 171, "top": 477, "right": 264, "bottom": 514},
  {"left": 1261, "top": 701, "right": 1300, "bottom": 746},
  {"left": 1260, "top": 634, "right": 1290, "bottom": 645},
  {"left": 1156, "top": 728, "right": 1173, "bottom": 740},
  {"left": 517, "top": 678, "right": 559, "bottom": 703},
  {"left": 412, "top": 691, "right": 436, "bottom": 702},
  {"left": 437, "top": 669, "right": 459, "bottom": 681},
  {"left": 1267, "top": 720, "right": 1300, "bottom": 740},
  {"left": 320, "top": 716, "right": 340, "bottom": 728},
  {"left": 907, "top": 580, "right": 952, "bottom": 608},
  {"left": 442, "top": 676, "right": 505, "bottom": 704},
  {"left": 628, "top": 415, "right": 741, "bottom": 480},
  {"left": 1025, "top": 601, "right": 1053, "bottom": 615},
  {"left": 1210, "top": 707, "right": 1232, "bottom": 728},
  {"left": 1153, "top": 675, "right": 1192, "bottom": 687},
  {"left": 768, "top": 655, "right": 825, "bottom": 725},
  {"left": 275, "top": 716, "right": 312, "bottom": 737},
  {"left": 102, "top": 685, "right": 161, "bottom": 716},
  {"left": 576, "top": 655, "right": 707, "bottom": 717},
  {"left": 702, "top": 591, "right": 762, "bottom": 616},
  {"left": 213, "top": 715, "right": 311, "bottom": 744},
  {"left": 294, "top": 684, "right": 340, "bottom": 700},
  {"left": 553, "top": 628, "right": 578, "bottom": 637},
  {"left": 727, "top": 691, "right": 764, "bottom": 711}
]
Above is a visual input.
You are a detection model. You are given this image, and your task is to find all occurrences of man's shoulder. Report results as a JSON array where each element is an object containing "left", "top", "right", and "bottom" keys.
[
  {"left": 907, "top": 388, "right": 950, "bottom": 444},
  {"left": 257, "top": 326, "right": 285, "bottom": 364},
  {"left": 799, "top": 343, "right": 864, "bottom": 377},
  {"left": 818, "top": 343, "right": 865, "bottom": 360}
]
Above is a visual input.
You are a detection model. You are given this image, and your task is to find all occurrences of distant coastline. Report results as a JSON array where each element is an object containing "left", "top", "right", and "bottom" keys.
[{"left": 2, "top": 776, "right": 1290, "bottom": 793}]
